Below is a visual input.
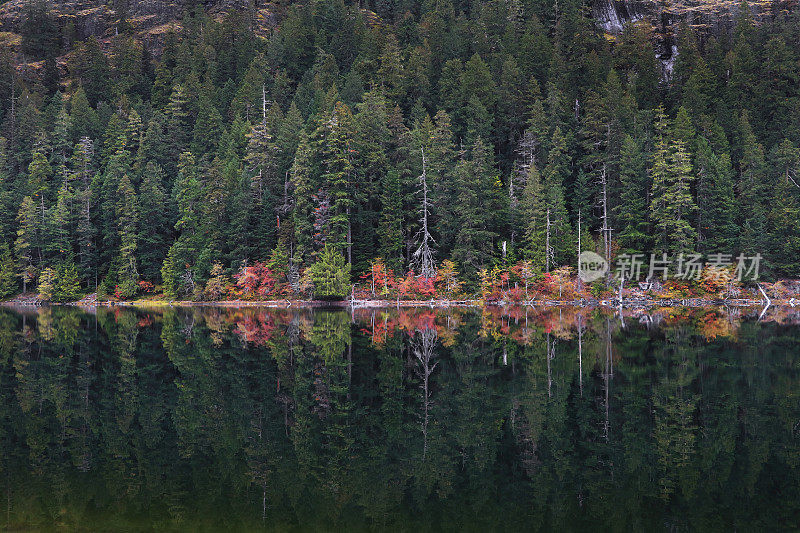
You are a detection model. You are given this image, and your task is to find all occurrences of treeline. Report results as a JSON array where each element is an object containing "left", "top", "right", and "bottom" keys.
[{"left": 1, "top": 0, "right": 799, "bottom": 301}]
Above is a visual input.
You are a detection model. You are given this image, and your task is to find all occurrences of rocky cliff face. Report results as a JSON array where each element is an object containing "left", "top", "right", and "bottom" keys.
[
  {"left": 592, "top": 0, "right": 653, "bottom": 34},
  {"left": 589, "top": 0, "right": 765, "bottom": 78},
  {"left": 0, "top": 0, "right": 276, "bottom": 54}
]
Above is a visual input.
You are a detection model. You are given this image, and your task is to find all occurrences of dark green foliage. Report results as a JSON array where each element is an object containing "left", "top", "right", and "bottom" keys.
[
  {"left": 4, "top": 0, "right": 800, "bottom": 299},
  {"left": 53, "top": 262, "right": 82, "bottom": 302},
  {"left": 310, "top": 244, "right": 350, "bottom": 300},
  {"left": 0, "top": 243, "right": 16, "bottom": 299}
]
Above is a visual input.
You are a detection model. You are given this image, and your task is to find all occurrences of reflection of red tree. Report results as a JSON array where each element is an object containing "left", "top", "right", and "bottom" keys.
[{"left": 234, "top": 311, "right": 277, "bottom": 346}]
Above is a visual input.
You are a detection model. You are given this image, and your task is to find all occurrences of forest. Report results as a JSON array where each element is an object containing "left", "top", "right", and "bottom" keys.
[{"left": 1, "top": 0, "right": 800, "bottom": 302}]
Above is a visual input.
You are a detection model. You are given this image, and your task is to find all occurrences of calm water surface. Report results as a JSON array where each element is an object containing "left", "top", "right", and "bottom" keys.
[{"left": 0, "top": 305, "right": 798, "bottom": 532}]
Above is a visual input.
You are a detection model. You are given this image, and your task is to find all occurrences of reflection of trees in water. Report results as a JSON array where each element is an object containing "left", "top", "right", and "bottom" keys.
[
  {"left": 411, "top": 327, "right": 438, "bottom": 459},
  {"left": 0, "top": 306, "right": 798, "bottom": 530}
]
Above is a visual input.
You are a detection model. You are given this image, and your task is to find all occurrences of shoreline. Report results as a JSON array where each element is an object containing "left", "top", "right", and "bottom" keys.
[{"left": 0, "top": 296, "right": 786, "bottom": 310}]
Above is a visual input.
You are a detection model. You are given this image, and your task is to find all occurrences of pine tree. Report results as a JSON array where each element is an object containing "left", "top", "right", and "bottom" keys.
[
  {"left": 48, "top": 183, "right": 74, "bottom": 264},
  {"left": 521, "top": 162, "right": 546, "bottom": 269},
  {"left": 767, "top": 139, "right": 800, "bottom": 276},
  {"left": 425, "top": 111, "right": 458, "bottom": 255},
  {"left": 696, "top": 137, "right": 736, "bottom": 253},
  {"left": 165, "top": 85, "right": 190, "bottom": 165},
  {"left": 320, "top": 102, "right": 356, "bottom": 259},
  {"left": 767, "top": 177, "right": 800, "bottom": 277},
  {"left": 53, "top": 262, "right": 81, "bottom": 302},
  {"left": 115, "top": 174, "right": 139, "bottom": 298},
  {"left": 541, "top": 127, "right": 573, "bottom": 269},
  {"left": 310, "top": 243, "right": 351, "bottom": 300},
  {"left": 615, "top": 135, "right": 650, "bottom": 253},
  {"left": 649, "top": 107, "right": 698, "bottom": 255},
  {"left": 0, "top": 243, "right": 17, "bottom": 299},
  {"left": 378, "top": 169, "right": 403, "bottom": 272},
  {"left": 37, "top": 266, "right": 56, "bottom": 301},
  {"left": 291, "top": 131, "right": 315, "bottom": 264},
  {"left": 51, "top": 103, "right": 71, "bottom": 180},
  {"left": 737, "top": 111, "right": 768, "bottom": 255},
  {"left": 137, "top": 162, "right": 170, "bottom": 281},
  {"left": 28, "top": 150, "right": 53, "bottom": 212},
  {"left": 68, "top": 88, "right": 98, "bottom": 142},
  {"left": 191, "top": 88, "right": 223, "bottom": 155},
  {"left": 163, "top": 153, "right": 202, "bottom": 297},
  {"left": 15, "top": 196, "right": 38, "bottom": 292},
  {"left": 451, "top": 138, "right": 502, "bottom": 280}
]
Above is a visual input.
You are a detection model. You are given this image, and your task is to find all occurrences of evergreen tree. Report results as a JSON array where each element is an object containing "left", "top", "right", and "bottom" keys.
[
  {"left": 737, "top": 111, "right": 768, "bottom": 255},
  {"left": 319, "top": 102, "right": 356, "bottom": 259},
  {"left": 0, "top": 243, "right": 17, "bottom": 299},
  {"left": 378, "top": 169, "right": 403, "bottom": 272},
  {"left": 165, "top": 85, "right": 190, "bottom": 165},
  {"left": 616, "top": 135, "right": 650, "bottom": 253},
  {"left": 310, "top": 243, "right": 351, "bottom": 300},
  {"left": 649, "top": 107, "right": 698, "bottom": 255},
  {"left": 291, "top": 131, "right": 315, "bottom": 264},
  {"left": 14, "top": 196, "right": 39, "bottom": 292},
  {"left": 137, "top": 162, "right": 171, "bottom": 281},
  {"left": 696, "top": 137, "right": 736, "bottom": 254},
  {"left": 451, "top": 138, "right": 502, "bottom": 280},
  {"left": 53, "top": 262, "right": 81, "bottom": 302},
  {"left": 521, "top": 162, "right": 546, "bottom": 269},
  {"left": 541, "top": 127, "right": 573, "bottom": 269},
  {"left": 115, "top": 174, "right": 139, "bottom": 298}
]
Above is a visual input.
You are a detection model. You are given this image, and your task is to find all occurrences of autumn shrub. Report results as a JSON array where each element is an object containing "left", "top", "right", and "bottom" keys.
[
  {"left": 235, "top": 262, "right": 281, "bottom": 299},
  {"left": 204, "top": 262, "right": 231, "bottom": 300}
]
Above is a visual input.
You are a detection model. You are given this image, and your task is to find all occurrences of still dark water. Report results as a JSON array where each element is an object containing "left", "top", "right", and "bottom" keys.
[{"left": 0, "top": 305, "right": 798, "bottom": 532}]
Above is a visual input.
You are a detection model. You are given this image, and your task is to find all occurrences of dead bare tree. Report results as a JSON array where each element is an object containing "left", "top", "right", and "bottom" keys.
[
  {"left": 412, "top": 146, "right": 437, "bottom": 278},
  {"left": 412, "top": 327, "right": 438, "bottom": 459}
]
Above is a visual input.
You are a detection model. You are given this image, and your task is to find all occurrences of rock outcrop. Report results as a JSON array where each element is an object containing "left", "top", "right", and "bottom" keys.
[{"left": 0, "top": 0, "right": 277, "bottom": 55}]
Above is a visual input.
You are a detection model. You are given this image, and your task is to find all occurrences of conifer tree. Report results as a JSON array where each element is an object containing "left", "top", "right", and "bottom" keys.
[
  {"left": 0, "top": 243, "right": 17, "bottom": 299},
  {"left": 310, "top": 243, "right": 351, "bottom": 300},
  {"left": 68, "top": 88, "right": 97, "bottom": 142},
  {"left": 649, "top": 107, "right": 698, "bottom": 255},
  {"left": 53, "top": 262, "right": 81, "bottom": 302},
  {"left": 115, "top": 174, "right": 139, "bottom": 298},
  {"left": 452, "top": 138, "right": 502, "bottom": 280},
  {"left": 165, "top": 85, "right": 190, "bottom": 164},
  {"left": 290, "top": 131, "right": 315, "bottom": 264},
  {"left": 737, "top": 111, "right": 768, "bottom": 255},
  {"left": 15, "top": 196, "right": 38, "bottom": 291},
  {"left": 521, "top": 162, "right": 546, "bottom": 269},
  {"left": 541, "top": 127, "right": 573, "bottom": 268},
  {"left": 615, "top": 135, "right": 650, "bottom": 253},
  {"left": 137, "top": 162, "right": 170, "bottom": 281},
  {"left": 696, "top": 137, "right": 736, "bottom": 253},
  {"left": 378, "top": 169, "right": 403, "bottom": 272},
  {"left": 320, "top": 102, "right": 356, "bottom": 260}
]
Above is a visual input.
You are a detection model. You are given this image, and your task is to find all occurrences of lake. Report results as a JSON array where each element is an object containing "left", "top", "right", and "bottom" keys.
[{"left": 0, "top": 305, "right": 798, "bottom": 531}]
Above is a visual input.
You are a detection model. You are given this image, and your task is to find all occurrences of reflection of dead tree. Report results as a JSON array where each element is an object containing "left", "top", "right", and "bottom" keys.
[
  {"left": 412, "top": 327, "right": 438, "bottom": 459},
  {"left": 514, "top": 400, "right": 540, "bottom": 476},
  {"left": 602, "top": 318, "right": 613, "bottom": 442},
  {"left": 276, "top": 314, "right": 300, "bottom": 435},
  {"left": 577, "top": 314, "right": 584, "bottom": 397},
  {"left": 547, "top": 333, "right": 556, "bottom": 398}
]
